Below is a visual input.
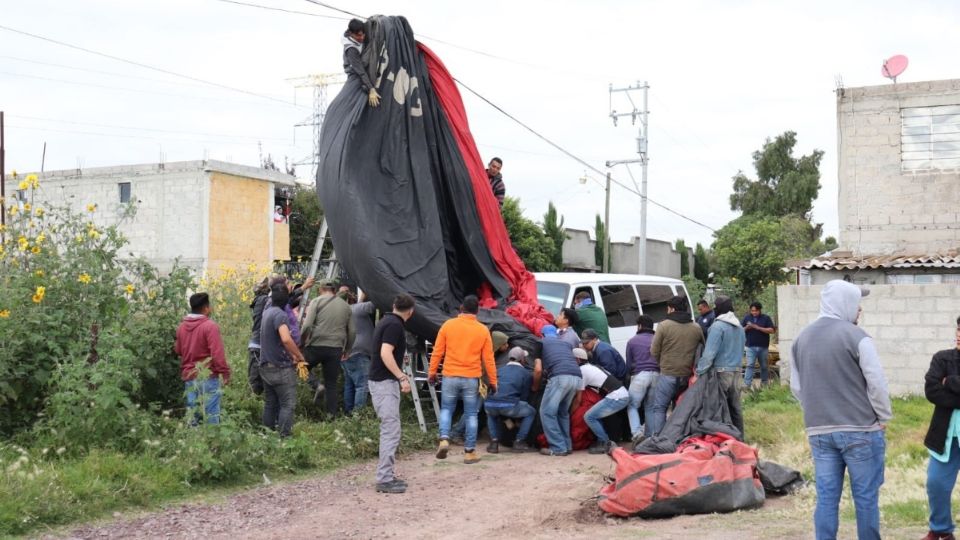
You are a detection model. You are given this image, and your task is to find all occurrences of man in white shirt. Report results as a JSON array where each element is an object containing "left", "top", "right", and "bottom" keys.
[{"left": 572, "top": 347, "right": 629, "bottom": 454}]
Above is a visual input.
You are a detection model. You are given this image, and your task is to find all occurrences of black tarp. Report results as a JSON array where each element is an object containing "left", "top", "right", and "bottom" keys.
[{"left": 316, "top": 15, "right": 525, "bottom": 343}]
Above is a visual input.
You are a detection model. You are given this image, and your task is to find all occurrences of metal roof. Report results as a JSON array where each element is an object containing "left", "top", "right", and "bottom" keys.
[{"left": 789, "top": 250, "right": 960, "bottom": 270}]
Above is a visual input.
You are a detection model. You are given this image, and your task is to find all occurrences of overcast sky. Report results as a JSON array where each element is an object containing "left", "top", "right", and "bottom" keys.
[{"left": 2, "top": 0, "right": 958, "bottom": 249}]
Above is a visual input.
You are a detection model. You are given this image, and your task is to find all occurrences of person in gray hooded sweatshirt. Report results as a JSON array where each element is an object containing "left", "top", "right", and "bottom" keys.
[
  {"left": 791, "top": 279, "right": 892, "bottom": 540},
  {"left": 695, "top": 295, "right": 746, "bottom": 439}
]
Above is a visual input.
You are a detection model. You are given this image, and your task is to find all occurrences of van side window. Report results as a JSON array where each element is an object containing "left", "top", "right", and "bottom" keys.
[
  {"left": 572, "top": 286, "right": 594, "bottom": 307},
  {"left": 636, "top": 284, "right": 674, "bottom": 323},
  {"left": 599, "top": 284, "right": 640, "bottom": 328}
]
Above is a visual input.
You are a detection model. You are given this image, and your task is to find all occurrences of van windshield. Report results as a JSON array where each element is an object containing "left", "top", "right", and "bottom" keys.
[{"left": 536, "top": 281, "right": 569, "bottom": 316}]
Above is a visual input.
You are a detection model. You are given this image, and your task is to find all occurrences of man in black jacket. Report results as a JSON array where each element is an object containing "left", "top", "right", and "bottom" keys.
[
  {"left": 922, "top": 315, "right": 960, "bottom": 540},
  {"left": 342, "top": 18, "right": 380, "bottom": 108}
]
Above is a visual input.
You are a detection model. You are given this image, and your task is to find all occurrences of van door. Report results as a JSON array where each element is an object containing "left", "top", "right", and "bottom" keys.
[
  {"left": 596, "top": 283, "right": 641, "bottom": 357},
  {"left": 635, "top": 283, "right": 677, "bottom": 324}
]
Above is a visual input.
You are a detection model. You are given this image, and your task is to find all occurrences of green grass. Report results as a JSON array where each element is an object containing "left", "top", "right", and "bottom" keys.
[
  {"left": 0, "top": 406, "right": 433, "bottom": 537},
  {"left": 743, "top": 385, "right": 939, "bottom": 529}
]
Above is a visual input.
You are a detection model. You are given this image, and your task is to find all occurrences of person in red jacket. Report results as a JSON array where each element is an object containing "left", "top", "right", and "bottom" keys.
[{"left": 175, "top": 292, "right": 230, "bottom": 424}]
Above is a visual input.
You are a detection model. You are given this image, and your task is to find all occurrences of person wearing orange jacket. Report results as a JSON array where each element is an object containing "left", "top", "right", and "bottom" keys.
[{"left": 429, "top": 295, "right": 497, "bottom": 464}]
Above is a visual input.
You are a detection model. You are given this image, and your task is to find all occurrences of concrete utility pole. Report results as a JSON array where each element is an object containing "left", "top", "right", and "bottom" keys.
[
  {"left": 603, "top": 172, "right": 611, "bottom": 273},
  {"left": 607, "top": 81, "right": 650, "bottom": 274}
]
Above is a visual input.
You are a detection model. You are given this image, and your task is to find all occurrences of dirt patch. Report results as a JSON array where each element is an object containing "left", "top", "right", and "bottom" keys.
[{"left": 47, "top": 445, "right": 927, "bottom": 539}]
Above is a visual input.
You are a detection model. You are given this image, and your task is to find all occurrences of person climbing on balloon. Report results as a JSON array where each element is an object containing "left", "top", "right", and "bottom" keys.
[{"left": 342, "top": 18, "right": 380, "bottom": 108}]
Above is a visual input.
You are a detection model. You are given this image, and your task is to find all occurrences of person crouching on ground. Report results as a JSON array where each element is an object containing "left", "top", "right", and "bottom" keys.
[
  {"left": 429, "top": 295, "right": 497, "bottom": 464},
  {"left": 484, "top": 346, "right": 536, "bottom": 454},
  {"left": 538, "top": 325, "right": 582, "bottom": 456},
  {"left": 573, "top": 347, "right": 629, "bottom": 454},
  {"left": 921, "top": 315, "right": 960, "bottom": 540},
  {"left": 368, "top": 294, "right": 416, "bottom": 494}
]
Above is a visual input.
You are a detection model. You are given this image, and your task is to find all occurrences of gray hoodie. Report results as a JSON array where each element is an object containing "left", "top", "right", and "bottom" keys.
[{"left": 790, "top": 280, "right": 893, "bottom": 436}]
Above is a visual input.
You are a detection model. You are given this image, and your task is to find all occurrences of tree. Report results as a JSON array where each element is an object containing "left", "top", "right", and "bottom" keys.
[
  {"left": 543, "top": 202, "right": 566, "bottom": 270},
  {"left": 675, "top": 239, "right": 689, "bottom": 276},
  {"left": 729, "top": 131, "right": 824, "bottom": 219},
  {"left": 713, "top": 214, "right": 823, "bottom": 298},
  {"left": 693, "top": 243, "right": 710, "bottom": 283},
  {"left": 594, "top": 214, "right": 610, "bottom": 271},
  {"left": 288, "top": 184, "right": 323, "bottom": 259},
  {"left": 501, "top": 197, "right": 558, "bottom": 272}
]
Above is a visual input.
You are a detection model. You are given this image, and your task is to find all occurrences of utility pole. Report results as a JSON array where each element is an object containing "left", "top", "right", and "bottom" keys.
[
  {"left": 607, "top": 81, "right": 650, "bottom": 274},
  {"left": 288, "top": 73, "right": 345, "bottom": 181},
  {"left": 603, "top": 172, "right": 611, "bottom": 273}
]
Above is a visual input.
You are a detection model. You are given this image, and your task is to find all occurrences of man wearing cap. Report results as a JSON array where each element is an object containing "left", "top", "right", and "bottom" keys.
[
  {"left": 429, "top": 295, "right": 497, "bottom": 465},
  {"left": 791, "top": 280, "right": 890, "bottom": 540},
  {"left": 538, "top": 325, "right": 583, "bottom": 456},
  {"left": 572, "top": 347, "right": 630, "bottom": 454},
  {"left": 573, "top": 291, "right": 611, "bottom": 344},
  {"left": 484, "top": 346, "right": 535, "bottom": 454},
  {"left": 301, "top": 278, "right": 355, "bottom": 418},
  {"left": 695, "top": 296, "right": 747, "bottom": 439},
  {"left": 649, "top": 296, "right": 704, "bottom": 436},
  {"left": 582, "top": 328, "right": 627, "bottom": 382}
]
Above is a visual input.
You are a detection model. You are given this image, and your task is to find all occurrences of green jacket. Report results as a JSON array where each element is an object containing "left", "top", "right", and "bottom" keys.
[
  {"left": 574, "top": 304, "right": 611, "bottom": 344},
  {"left": 302, "top": 294, "right": 355, "bottom": 351}
]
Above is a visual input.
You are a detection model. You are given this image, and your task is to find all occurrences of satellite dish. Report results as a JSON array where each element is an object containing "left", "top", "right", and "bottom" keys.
[{"left": 881, "top": 55, "right": 908, "bottom": 83}]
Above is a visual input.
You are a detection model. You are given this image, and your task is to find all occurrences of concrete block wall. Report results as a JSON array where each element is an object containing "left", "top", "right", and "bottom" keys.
[
  {"left": 837, "top": 79, "right": 960, "bottom": 255},
  {"left": 562, "top": 228, "right": 692, "bottom": 279},
  {"left": 778, "top": 283, "right": 960, "bottom": 396}
]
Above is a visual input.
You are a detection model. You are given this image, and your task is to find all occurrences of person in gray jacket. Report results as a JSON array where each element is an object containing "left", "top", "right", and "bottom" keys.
[
  {"left": 791, "top": 280, "right": 892, "bottom": 540},
  {"left": 344, "top": 291, "right": 376, "bottom": 415},
  {"left": 695, "top": 295, "right": 746, "bottom": 439}
]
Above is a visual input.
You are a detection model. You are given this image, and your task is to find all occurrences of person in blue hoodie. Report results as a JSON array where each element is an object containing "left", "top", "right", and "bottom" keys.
[
  {"left": 791, "top": 280, "right": 891, "bottom": 540},
  {"left": 695, "top": 295, "right": 746, "bottom": 439}
]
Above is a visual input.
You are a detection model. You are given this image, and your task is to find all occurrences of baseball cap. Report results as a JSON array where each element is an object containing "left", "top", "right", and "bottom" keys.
[
  {"left": 572, "top": 348, "right": 589, "bottom": 360},
  {"left": 492, "top": 331, "right": 509, "bottom": 350},
  {"left": 317, "top": 278, "right": 337, "bottom": 289},
  {"left": 581, "top": 328, "right": 599, "bottom": 341},
  {"left": 541, "top": 324, "right": 558, "bottom": 337}
]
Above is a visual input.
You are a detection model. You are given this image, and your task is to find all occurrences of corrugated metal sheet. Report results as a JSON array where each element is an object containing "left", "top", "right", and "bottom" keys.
[{"left": 789, "top": 251, "right": 960, "bottom": 270}]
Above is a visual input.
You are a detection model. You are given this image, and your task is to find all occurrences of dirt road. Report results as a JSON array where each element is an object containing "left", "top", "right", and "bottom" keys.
[{"left": 53, "top": 446, "right": 922, "bottom": 539}]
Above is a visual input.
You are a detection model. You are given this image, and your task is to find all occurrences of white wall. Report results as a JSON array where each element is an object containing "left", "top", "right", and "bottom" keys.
[{"left": 778, "top": 283, "right": 960, "bottom": 396}]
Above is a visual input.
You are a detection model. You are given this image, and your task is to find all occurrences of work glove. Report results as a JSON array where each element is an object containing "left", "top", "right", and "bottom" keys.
[
  {"left": 368, "top": 88, "right": 381, "bottom": 108},
  {"left": 295, "top": 361, "right": 309, "bottom": 381}
]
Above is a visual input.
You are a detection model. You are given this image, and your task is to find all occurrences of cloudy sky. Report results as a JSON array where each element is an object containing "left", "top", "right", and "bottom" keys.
[{"left": 2, "top": 0, "right": 958, "bottom": 249}]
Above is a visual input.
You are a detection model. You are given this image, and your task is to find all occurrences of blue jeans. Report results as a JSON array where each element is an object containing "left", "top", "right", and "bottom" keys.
[
  {"left": 451, "top": 396, "right": 484, "bottom": 439},
  {"left": 185, "top": 378, "right": 222, "bottom": 425},
  {"left": 627, "top": 371, "right": 659, "bottom": 437},
  {"left": 342, "top": 353, "right": 370, "bottom": 414},
  {"left": 808, "top": 430, "right": 885, "bottom": 540},
  {"left": 927, "top": 438, "right": 960, "bottom": 534},
  {"left": 540, "top": 374, "right": 581, "bottom": 453},
  {"left": 485, "top": 401, "right": 536, "bottom": 441},
  {"left": 584, "top": 395, "right": 629, "bottom": 443},
  {"left": 439, "top": 376, "right": 480, "bottom": 450},
  {"left": 649, "top": 374, "right": 683, "bottom": 436},
  {"left": 744, "top": 346, "right": 769, "bottom": 387}
]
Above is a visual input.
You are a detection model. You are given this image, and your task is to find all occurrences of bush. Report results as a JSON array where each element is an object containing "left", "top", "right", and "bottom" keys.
[{"left": 0, "top": 175, "right": 193, "bottom": 435}]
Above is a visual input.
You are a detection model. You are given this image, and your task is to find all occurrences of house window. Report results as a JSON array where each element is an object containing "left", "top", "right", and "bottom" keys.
[
  {"left": 119, "top": 182, "right": 131, "bottom": 203},
  {"left": 901, "top": 105, "right": 960, "bottom": 171},
  {"left": 598, "top": 284, "right": 640, "bottom": 328}
]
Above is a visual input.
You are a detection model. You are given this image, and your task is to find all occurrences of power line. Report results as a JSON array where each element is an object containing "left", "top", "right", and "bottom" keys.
[
  {"left": 455, "top": 77, "right": 717, "bottom": 232},
  {"left": 0, "top": 23, "right": 301, "bottom": 107},
  {"left": 10, "top": 114, "right": 294, "bottom": 142},
  {"left": 301, "top": 0, "right": 364, "bottom": 19},
  {"left": 0, "top": 54, "right": 213, "bottom": 89},
  {"left": 212, "top": 0, "right": 348, "bottom": 18},
  {"left": 7, "top": 124, "right": 302, "bottom": 148}
]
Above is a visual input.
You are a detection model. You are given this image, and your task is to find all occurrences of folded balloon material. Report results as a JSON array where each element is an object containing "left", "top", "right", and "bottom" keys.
[{"left": 317, "top": 15, "right": 552, "bottom": 342}]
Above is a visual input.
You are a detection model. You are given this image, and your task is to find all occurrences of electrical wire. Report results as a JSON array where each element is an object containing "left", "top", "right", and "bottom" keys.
[
  {"left": 212, "top": 0, "right": 348, "bottom": 18},
  {"left": 301, "top": 0, "right": 364, "bottom": 19},
  {"left": 7, "top": 124, "right": 303, "bottom": 148},
  {"left": 9, "top": 114, "right": 293, "bottom": 142},
  {"left": 455, "top": 77, "right": 717, "bottom": 232},
  {"left": 0, "top": 23, "right": 302, "bottom": 107},
  {"left": 0, "top": 55, "right": 211, "bottom": 89}
]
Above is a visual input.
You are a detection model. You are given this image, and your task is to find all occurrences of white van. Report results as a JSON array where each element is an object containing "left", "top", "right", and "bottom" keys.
[{"left": 534, "top": 272, "right": 695, "bottom": 357}]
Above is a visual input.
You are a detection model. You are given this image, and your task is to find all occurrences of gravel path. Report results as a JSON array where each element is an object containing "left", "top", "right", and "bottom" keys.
[{"left": 50, "top": 444, "right": 915, "bottom": 539}]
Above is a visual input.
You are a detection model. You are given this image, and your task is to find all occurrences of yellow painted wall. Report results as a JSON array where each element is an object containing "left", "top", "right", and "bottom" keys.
[
  {"left": 274, "top": 222, "right": 290, "bottom": 261},
  {"left": 207, "top": 172, "right": 277, "bottom": 271}
]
